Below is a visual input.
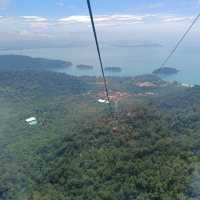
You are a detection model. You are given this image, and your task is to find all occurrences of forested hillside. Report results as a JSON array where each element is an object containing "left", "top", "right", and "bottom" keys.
[
  {"left": 0, "top": 70, "right": 88, "bottom": 100},
  {"left": 27, "top": 105, "right": 200, "bottom": 200},
  {"left": 0, "top": 55, "right": 72, "bottom": 71},
  {"left": 0, "top": 70, "right": 200, "bottom": 199}
]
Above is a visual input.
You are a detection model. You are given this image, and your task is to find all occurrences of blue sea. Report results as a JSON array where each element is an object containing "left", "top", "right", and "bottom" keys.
[{"left": 0, "top": 44, "right": 199, "bottom": 85}]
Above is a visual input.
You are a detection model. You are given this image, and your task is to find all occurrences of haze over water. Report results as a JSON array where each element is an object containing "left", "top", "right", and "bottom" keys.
[{"left": 0, "top": 44, "right": 199, "bottom": 85}]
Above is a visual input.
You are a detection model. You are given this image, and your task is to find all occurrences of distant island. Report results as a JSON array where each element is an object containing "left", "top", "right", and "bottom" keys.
[
  {"left": 76, "top": 64, "right": 94, "bottom": 70},
  {"left": 105, "top": 67, "right": 122, "bottom": 73},
  {"left": 153, "top": 67, "right": 179, "bottom": 76}
]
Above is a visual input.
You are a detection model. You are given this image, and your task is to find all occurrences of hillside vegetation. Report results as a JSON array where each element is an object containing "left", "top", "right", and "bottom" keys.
[
  {"left": 0, "top": 69, "right": 200, "bottom": 199},
  {"left": 0, "top": 55, "right": 72, "bottom": 71}
]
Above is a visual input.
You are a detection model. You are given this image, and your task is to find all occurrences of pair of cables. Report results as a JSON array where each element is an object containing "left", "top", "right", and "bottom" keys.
[{"left": 87, "top": 0, "right": 200, "bottom": 110}]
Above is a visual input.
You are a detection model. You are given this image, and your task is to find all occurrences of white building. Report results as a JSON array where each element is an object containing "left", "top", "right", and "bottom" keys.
[
  {"left": 25, "top": 117, "right": 38, "bottom": 125},
  {"left": 98, "top": 99, "right": 110, "bottom": 104},
  {"left": 181, "top": 83, "right": 194, "bottom": 88}
]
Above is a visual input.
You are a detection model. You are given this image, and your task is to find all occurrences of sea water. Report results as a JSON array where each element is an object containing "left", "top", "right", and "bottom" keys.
[{"left": 0, "top": 44, "right": 199, "bottom": 85}]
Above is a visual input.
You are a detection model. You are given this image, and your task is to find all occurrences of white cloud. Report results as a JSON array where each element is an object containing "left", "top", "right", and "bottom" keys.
[
  {"left": 58, "top": 16, "right": 90, "bottom": 23},
  {"left": 163, "top": 16, "right": 193, "bottom": 23},
  {"left": 57, "top": 15, "right": 146, "bottom": 26},
  {"left": 0, "top": 13, "right": 197, "bottom": 47},
  {"left": 20, "top": 16, "right": 50, "bottom": 29},
  {"left": 21, "top": 16, "right": 48, "bottom": 22},
  {"left": 58, "top": 14, "right": 193, "bottom": 26},
  {"left": 29, "top": 22, "right": 51, "bottom": 29}
]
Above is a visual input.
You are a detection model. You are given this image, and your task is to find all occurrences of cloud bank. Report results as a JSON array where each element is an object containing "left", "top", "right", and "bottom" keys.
[{"left": 0, "top": 14, "right": 198, "bottom": 49}]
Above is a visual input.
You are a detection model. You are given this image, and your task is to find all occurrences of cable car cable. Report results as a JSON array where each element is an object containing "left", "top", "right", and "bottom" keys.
[
  {"left": 160, "top": 13, "right": 200, "bottom": 68},
  {"left": 86, "top": 0, "right": 111, "bottom": 105}
]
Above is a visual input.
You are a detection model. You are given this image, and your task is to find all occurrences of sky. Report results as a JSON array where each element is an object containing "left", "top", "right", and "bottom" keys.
[
  {"left": 0, "top": 0, "right": 200, "bottom": 48},
  {"left": 1, "top": 0, "right": 200, "bottom": 16}
]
